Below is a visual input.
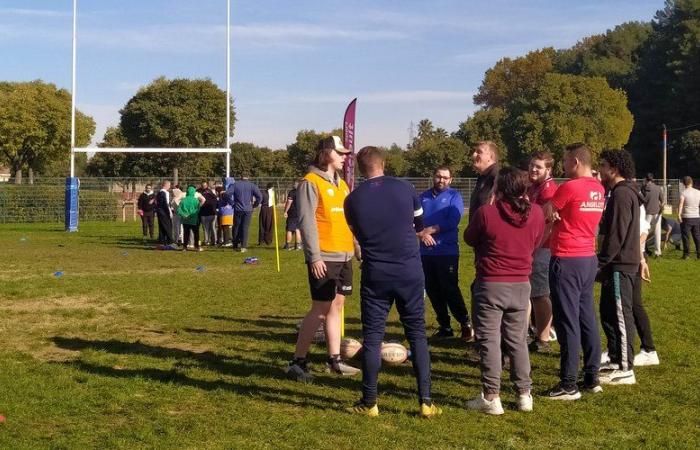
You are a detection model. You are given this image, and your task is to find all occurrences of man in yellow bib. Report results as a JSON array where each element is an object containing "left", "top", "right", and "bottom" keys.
[{"left": 286, "top": 136, "right": 361, "bottom": 381}]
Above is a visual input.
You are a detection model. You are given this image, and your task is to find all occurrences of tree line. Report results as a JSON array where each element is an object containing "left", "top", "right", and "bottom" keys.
[{"left": 1, "top": 1, "right": 698, "bottom": 180}]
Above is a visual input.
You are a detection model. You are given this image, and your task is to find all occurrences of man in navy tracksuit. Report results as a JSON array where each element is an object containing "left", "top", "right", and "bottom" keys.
[
  {"left": 344, "top": 146, "right": 441, "bottom": 418},
  {"left": 418, "top": 166, "right": 473, "bottom": 340},
  {"left": 231, "top": 175, "right": 262, "bottom": 252}
]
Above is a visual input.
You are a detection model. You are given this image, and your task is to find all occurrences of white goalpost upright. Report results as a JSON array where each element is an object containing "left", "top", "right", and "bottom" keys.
[{"left": 67, "top": 0, "right": 233, "bottom": 231}]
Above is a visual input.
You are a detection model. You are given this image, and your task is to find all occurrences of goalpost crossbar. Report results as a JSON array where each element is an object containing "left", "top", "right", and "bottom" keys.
[{"left": 74, "top": 148, "right": 230, "bottom": 154}]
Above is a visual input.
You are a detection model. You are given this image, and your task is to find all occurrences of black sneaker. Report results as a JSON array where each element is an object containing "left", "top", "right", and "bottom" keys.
[
  {"left": 528, "top": 340, "right": 552, "bottom": 353},
  {"left": 581, "top": 381, "right": 603, "bottom": 394},
  {"left": 546, "top": 383, "right": 581, "bottom": 401},
  {"left": 460, "top": 323, "right": 475, "bottom": 342},
  {"left": 326, "top": 355, "right": 360, "bottom": 376},
  {"left": 285, "top": 358, "right": 314, "bottom": 383},
  {"left": 432, "top": 327, "right": 454, "bottom": 338}
]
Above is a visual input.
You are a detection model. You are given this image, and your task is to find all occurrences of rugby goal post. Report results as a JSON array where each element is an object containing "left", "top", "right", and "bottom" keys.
[{"left": 66, "top": 0, "right": 233, "bottom": 231}]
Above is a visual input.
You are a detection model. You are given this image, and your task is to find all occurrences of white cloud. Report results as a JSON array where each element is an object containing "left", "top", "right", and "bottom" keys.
[{"left": 0, "top": 8, "right": 70, "bottom": 18}]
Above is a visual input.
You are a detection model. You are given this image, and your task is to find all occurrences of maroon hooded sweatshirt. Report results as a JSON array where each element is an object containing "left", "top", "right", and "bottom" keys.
[{"left": 464, "top": 200, "right": 545, "bottom": 282}]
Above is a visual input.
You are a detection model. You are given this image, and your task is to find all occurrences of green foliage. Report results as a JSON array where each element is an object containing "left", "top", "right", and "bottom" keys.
[
  {"left": 672, "top": 130, "right": 700, "bottom": 177},
  {"left": 405, "top": 120, "right": 469, "bottom": 176},
  {"left": 0, "top": 185, "right": 118, "bottom": 223},
  {"left": 383, "top": 144, "right": 409, "bottom": 177},
  {"left": 628, "top": 0, "right": 700, "bottom": 175},
  {"left": 473, "top": 48, "right": 556, "bottom": 109},
  {"left": 506, "top": 73, "right": 634, "bottom": 166},
  {"left": 555, "top": 22, "right": 652, "bottom": 91},
  {"left": 0, "top": 80, "right": 95, "bottom": 176},
  {"left": 215, "top": 142, "right": 294, "bottom": 178}
]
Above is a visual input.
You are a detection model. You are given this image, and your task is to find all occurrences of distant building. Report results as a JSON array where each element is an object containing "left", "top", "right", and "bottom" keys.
[{"left": 0, "top": 165, "right": 10, "bottom": 182}]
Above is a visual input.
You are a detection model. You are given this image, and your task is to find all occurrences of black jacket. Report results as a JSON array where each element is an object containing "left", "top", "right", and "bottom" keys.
[
  {"left": 137, "top": 192, "right": 156, "bottom": 214},
  {"left": 469, "top": 163, "right": 498, "bottom": 221},
  {"left": 598, "top": 180, "right": 642, "bottom": 274},
  {"left": 199, "top": 190, "right": 218, "bottom": 216}
]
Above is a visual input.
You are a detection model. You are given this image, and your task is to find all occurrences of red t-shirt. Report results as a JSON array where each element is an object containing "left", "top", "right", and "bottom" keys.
[
  {"left": 550, "top": 177, "right": 605, "bottom": 257},
  {"left": 528, "top": 178, "right": 558, "bottom": 248}
]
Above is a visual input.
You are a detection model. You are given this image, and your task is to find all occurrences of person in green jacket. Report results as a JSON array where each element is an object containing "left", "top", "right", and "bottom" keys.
[{"left": 177, "top": 185, "right": 203, "bottom": 252}]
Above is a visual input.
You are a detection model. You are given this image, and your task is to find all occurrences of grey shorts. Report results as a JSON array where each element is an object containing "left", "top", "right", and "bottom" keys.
[{"left": 529, "top": 248, "right": 551, "bottom": 298}]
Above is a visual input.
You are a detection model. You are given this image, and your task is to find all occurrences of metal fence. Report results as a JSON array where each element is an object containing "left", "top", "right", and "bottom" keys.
[{"left": 0, "top": 176, "right": 683, "bottom": 223}]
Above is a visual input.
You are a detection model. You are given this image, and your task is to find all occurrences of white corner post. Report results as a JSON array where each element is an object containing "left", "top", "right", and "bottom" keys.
[
  {"left": 225, "top": 0, "right": 231, "bottom": 178},
  {"left": 70, "top": 0, "right": 77, "bottom": 178}
]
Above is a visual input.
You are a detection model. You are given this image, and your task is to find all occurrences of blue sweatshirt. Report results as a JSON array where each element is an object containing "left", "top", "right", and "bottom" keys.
[
  {"left": 232, "top": 180, "right": 262, "bottom": 213},
  {"left": 419, "top": 187, "right": 464, "bottom": 256}
]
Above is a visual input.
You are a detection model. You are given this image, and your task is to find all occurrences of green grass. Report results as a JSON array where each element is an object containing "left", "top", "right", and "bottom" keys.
[{"left": 0, "top": 219, "right": 698, "bottom": 449}]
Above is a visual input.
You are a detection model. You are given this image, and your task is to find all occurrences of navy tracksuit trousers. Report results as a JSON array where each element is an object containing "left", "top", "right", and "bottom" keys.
[
  {"left": 549, "top": 255, "right": 602, "bottom": 387},
  {"left": 360, "top": 276, "right": 432, "bottom": 405}
]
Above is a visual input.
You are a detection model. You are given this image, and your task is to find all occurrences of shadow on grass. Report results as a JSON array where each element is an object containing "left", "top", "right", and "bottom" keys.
[
  {"left": 55, "top": 360, "right": 345, "bottom": 411},
  {"left": 183, "top": 327, "right": 298, "bottom": 345},
  {"left": 50, "top": 335, "right": 424, "bottom": 406},
  {"left": 207, "top": 315, "right": 297, "bottom": 329}
]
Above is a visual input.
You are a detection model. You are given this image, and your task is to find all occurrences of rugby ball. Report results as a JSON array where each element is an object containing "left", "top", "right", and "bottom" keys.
[
  {"left": 381, "top": 342, "right": 408, "bottom": 365},
  {"left": 340, "top": 338, "right": 363, "bottom": 360}
]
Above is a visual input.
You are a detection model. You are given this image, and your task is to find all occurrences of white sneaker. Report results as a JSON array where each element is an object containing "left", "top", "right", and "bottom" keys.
[
  {"left": 601, "top": 351, "right": 610, "bottom": 365},
  {"left": 600, "top": 369, "right": 636, "bottom": 385},
  {"left": 467, "top": 393, "right": 504, "bottom": 415},
  {"left": 634, "top": 350, "right": 660, "bottom": 366},
  {"left": 517, "top": 394, "right": 533, "bottom": 412},
  {"left": 548, "top": 329, "right": 557, "bottom": 342}
]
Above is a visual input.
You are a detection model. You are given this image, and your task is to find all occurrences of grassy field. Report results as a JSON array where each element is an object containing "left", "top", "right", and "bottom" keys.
[{"left": 0, "top": 219, "right": 698, "bottom": 449}]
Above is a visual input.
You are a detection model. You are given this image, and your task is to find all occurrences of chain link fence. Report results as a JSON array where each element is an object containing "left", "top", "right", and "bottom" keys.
[{"left": 0, "top": 176, "right": 682, "bottom": 223}]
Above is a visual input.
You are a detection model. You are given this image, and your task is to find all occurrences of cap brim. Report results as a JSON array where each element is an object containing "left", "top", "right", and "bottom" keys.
[{"left": 335, "top": 147, "right": 351, "bottom": 154}]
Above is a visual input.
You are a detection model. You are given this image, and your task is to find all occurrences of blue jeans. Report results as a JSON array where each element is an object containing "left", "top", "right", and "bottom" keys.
[{"left": 360, "top": 276, "right": 432, "bottom": 405}]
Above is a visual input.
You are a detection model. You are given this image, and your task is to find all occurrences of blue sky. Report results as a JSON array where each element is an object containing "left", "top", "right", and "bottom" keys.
[{"left": 1, "top": 0, "right": 662, "bottom": 150}]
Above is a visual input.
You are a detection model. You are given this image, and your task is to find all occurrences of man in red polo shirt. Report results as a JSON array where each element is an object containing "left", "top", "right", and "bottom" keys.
[
  {"left": 527, "top": 151, "right": 558, "bottom": 353},
  {"left": 546, "top": 143, "right": 605, "bottom": 400}
]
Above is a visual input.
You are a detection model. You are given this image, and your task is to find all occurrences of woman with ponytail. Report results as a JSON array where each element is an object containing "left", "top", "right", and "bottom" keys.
[{"left": 463, "top": 167, "right": 545, "bottom": 415}]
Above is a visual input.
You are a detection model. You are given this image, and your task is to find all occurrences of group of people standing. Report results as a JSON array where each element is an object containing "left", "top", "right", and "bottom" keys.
[
  {"left": 136, "top": 176, "right": 300, "bottom": 252},
  {"left": 285, "top": 136, "right": 663, "bottom": 418}
]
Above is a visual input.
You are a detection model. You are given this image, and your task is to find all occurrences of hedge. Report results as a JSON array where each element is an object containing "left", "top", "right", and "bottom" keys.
[{"left": 0, "top": 185, "right": 120, "bottom": 223}]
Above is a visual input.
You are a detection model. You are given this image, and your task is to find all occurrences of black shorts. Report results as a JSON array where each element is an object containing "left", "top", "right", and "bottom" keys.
[
  {"left": 286, "top": 217, "right": 299, "bottom": 232},
  {"left": 307, "top": 261, "right": 353, "bottom": 301}
]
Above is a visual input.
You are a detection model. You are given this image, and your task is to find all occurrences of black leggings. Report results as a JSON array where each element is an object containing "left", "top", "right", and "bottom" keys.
[{"left": 183, "top": 223, "right": 200, "bottom": 248}]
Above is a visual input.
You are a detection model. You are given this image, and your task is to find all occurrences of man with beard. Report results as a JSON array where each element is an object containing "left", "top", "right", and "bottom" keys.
[
  {"left": 527, "top": 152, "right": 558, "bottom": 353},
  {"left": 418, "top": 166, "right": 473, "bottom": 341}
]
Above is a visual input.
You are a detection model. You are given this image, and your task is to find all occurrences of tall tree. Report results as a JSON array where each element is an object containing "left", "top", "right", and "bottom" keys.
[
  {"left": 555, "top": 22, "right": 652, "bottom": 91},
  {"left": 505, "top": 73, "right": 634, "bottom": 166},
  {"left": 628, "top": 0, "right": 700, "bottom": 175},
  {"left": 473, "top": 48, "right": 556, "bottom": 109},
  {"left": 0, "top": 81, "right": 94, "bottom": 178}
]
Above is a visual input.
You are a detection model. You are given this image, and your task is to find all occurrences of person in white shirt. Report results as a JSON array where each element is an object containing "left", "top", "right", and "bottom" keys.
[{"left": 678, "top": 176, "right": 700, "bottom": 259}]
